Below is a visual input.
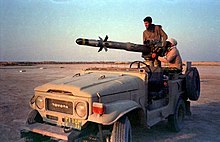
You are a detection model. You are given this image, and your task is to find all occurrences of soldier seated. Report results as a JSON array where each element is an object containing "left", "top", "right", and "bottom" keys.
[{"left": 152, "top": 38, "right": 183, "bottom": 76}]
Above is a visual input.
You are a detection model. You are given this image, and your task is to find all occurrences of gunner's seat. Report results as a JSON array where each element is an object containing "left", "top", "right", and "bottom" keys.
[
  {"left": 148, "top": 67, "right": 166, "bottom": 101},
  {"left": 148, "top": 67, "right": 164, "bottom": 92}
]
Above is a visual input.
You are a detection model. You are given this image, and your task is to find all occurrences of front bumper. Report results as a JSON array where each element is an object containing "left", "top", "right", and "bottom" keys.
[{"left": 20, "top": 123, "right": 81, "bottom": 141}]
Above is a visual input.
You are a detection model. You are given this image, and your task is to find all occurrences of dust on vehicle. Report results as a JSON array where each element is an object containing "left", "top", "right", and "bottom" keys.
[{"left": 21, "top": 36, "right": 200, "bottom": 142}]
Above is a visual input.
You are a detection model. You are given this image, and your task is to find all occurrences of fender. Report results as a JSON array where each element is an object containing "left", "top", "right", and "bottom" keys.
[{"left": 88, "top": 100, "right": 142, "bottom": 125}]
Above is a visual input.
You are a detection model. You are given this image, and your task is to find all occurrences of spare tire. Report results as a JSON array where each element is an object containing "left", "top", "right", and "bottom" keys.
[{"left": 185, "top": 67, "right": 200, "bottom": 101}]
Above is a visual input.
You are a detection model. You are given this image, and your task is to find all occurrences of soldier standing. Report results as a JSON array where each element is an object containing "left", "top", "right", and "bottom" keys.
[{"left": 142, "top": 16, "right": 168, "bottom": 67}]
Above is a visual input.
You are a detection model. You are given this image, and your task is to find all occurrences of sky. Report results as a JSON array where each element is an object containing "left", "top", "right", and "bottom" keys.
[{"left": 0, "top": 0, "right": 220, "bottom": 62}]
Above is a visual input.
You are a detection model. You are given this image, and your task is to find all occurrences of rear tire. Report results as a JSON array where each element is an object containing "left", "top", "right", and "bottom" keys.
[
  {"left": 168, "top": 98, "right": 186, "bottom": 132},
  {"left": 110, "top": 116, "right": 132, "bottom": 142}
]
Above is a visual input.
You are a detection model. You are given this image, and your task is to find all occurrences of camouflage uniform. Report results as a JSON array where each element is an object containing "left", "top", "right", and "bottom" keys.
[{"left": 143, "top": 24, "right": 168, "bottom": 67}]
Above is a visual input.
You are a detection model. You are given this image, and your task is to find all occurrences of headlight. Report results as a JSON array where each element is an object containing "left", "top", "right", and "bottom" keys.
[
  {"left": 35, "top": 96, "right": 44, "bottom": 109},
  {"left": 75, "top": 102, "right": 87, "bottom": 118}
]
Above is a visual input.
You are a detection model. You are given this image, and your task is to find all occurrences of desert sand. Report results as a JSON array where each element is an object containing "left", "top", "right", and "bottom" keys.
[{"left": 0, "top": 63, "right": 220, "bottom": 142}]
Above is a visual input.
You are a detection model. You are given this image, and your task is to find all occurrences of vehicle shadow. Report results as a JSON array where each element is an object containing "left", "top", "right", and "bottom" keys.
[{"left": 132, "top": 101, "right": 220, "bottom": 142}]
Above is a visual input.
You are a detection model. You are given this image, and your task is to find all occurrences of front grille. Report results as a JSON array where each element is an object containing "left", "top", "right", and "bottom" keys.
[{"left": 46, "top": 99, "right": 73, "bottom": 115}]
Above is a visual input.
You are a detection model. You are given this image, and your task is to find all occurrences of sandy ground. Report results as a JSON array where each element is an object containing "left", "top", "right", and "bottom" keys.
[{"left": 0, "top": 64, "right": 220, "bottom": 142}]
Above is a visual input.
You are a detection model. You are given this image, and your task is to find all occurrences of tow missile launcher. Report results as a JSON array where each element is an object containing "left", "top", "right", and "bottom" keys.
[{"left": 76, "top": 35, "right": 163, "bottom": 55}]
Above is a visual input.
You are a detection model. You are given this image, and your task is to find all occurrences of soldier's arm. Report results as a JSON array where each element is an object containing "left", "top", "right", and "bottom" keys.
[
  {"left": 143, "top": 31, "right": 146, "bottom": 44},
  {"left": 160, "top": 28, "right": 168, "bottom": 46},
  {"left": 158, "top": 48, "right": 177, "bottom": 63},
  {"left": 158, "top": 56, "right": 167, "bottom": 63}
]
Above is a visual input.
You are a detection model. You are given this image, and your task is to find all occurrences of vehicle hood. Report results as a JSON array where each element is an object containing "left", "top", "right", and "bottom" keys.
[{"left": 35, "top": 72, "right": 143, "bottom": 98}]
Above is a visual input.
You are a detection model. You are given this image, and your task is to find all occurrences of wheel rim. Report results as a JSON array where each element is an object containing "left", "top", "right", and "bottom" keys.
[
  {"left": 127, "top": 125, "right": 131, "bottom": 142},
  {"left": 125, "top": 117, "right": 132, "bottom": 142}
]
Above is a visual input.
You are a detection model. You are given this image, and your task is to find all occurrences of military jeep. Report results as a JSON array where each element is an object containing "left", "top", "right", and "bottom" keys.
[{"left": 21, "top": 60, "right": 200, "bottom": 142}]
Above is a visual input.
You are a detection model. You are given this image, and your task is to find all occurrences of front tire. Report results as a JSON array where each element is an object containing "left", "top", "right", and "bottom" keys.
[
  {"left": 168, "top": 98, "right": 186, "bottom": 132},
  {"left": 110, "top": 116, "right": 132, "bottom": 142},
  {"left": 26, "top": 110, "right": 43, "bottom": 124}
]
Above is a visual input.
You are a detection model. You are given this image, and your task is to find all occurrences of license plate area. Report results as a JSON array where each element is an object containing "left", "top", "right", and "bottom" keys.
[{"left": 62, "top": 117, "right": 82, "bottom": 130}]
